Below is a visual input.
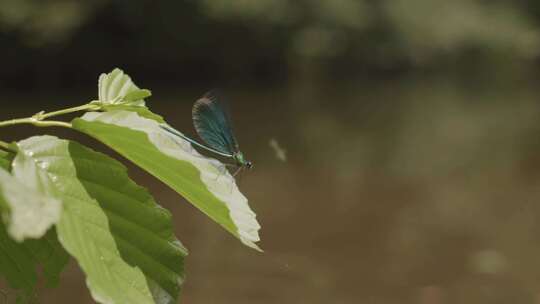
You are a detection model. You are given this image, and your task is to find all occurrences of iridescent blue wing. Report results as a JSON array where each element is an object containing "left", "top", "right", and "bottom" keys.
[{"left": 192, "top": 91, "right": 239, "bottom": 155}]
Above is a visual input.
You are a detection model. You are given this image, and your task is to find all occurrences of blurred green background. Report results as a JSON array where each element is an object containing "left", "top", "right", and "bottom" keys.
[{"left": 2, "top": 1, "right": 540, "bottom": 303}]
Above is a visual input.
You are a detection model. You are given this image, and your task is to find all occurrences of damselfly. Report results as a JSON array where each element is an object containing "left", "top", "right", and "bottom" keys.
[{"left": 161, "top": 91, "right": 252, "bottom": 176}]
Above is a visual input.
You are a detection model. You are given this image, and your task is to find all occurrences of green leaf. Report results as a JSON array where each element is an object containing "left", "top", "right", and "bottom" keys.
[
  {"left": 0, "top": 226, "right": 69, "bottom": 303},
  {"left": 17, "top": 136, "right": 187, "bottom": 304},
  {"left": 124, "top": 89, "right": 152, "bottom": 102},
  {"left": 0, "top": 150, "right": 13, "bottom": 170},
  {"left": 72, "top": 111, "right": 262, "bottom": 251},
  {"left": 0, "top": 150, "right": 11, "bottom": 217},
  {"left": 0, "top": 147, "right": 62, "bottom": 242},
  {"left": 0, "top": 151, "right": 69, "bottom": 303},
  {"left": 98, "top": 68, "right": 149, "bottom": 106},
  {"left": 102, "top": 105, "right": 164, "bottom": 123}
]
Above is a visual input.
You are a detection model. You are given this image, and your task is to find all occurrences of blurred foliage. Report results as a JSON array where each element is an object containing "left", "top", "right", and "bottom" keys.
[
  {"left": 200, "top": 0, "right": 540, "bottom": 60},
  {"left": 0, "top": 0, "right": 104, "bottom": 46},
  {"left": 0, "top": 0, "right": 539, "bottom": 89},
  {"left": 385, "top": 0, "right": 540, "bottom": 62}
]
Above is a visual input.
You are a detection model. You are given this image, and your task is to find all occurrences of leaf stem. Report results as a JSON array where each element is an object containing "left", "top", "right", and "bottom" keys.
[
  {"left": 0, "top": 102, "right": 100, "bottom": 129},
  {"left": 0, "top": 140, "right": 10, "bottom": 151},
  {"left": 37, "top": 103, "right": 100, "bottom": 120},
  {"left": 0, "top": 118, "right": 72, "bottom": 128}
]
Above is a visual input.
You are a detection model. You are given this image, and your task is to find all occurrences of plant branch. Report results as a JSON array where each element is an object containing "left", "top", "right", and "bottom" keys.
[
  {"left": 36, "top": 103, "right": 100, "bottom": 120},
  {"left": 0, "top": 118, "right": 72, "bottom": 128},
  {"left": 0, "top": 140, "right": 11, "bottom": 152},
  {"left": 0, "top": 102, "right": 101, "bottom": 129}
]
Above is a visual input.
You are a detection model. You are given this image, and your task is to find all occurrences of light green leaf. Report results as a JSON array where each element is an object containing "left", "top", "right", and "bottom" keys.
[
  {"left": 98, "top": 68, "right": 149, "bottom": 106},
  {"left": 0, "top": 151, "right": 69, "bottom": 303},
  {"left": 124, "top": 89, "right": 152, "bottom": 102},
  {"left": 17, "top": 136, "right": 186, "bottom": 304},
  {"left": 72, "top": 111, "right": 262, "bottom": 251},
  {"left": 0, "top": 147, "right": 61, "bottom": 242},
  {"left": 0, "top": 150, "right": 11, "bottom": 220},
  {"left": 102, "top": 104, "right": 164, "bottom": 123},
  {"left": 0, "top": 150, "right": 12, "bottom": 170}
]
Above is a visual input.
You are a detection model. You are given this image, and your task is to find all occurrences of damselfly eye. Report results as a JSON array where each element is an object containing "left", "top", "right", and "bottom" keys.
[{"left": 246, "top": 161, "right": 253, "bottom": 169}]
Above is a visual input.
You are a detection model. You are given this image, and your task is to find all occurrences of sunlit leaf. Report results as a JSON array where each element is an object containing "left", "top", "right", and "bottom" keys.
[
  {"left": 98, "top": 68, "right": 149, "bottom": 106},
  {"left": 0, "top": 151, "right": 69, "bottom": 303},
  {"left": 124, "top": 89, "right": 152, "bottom": 102},
  {"left": 16, "top": 136, "right": 186, "bottom": 304},
  {"left": 72, "top": 111, "right": 262, "bottom": 251},
  {"left": 0, "top": 146, "right": 61, "bottom": 242},
  {"left": 102, "top": 104, "right": 164, "bottom": 123}
]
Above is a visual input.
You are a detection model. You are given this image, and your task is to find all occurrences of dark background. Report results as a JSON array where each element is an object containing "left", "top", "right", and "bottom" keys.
[{"left": 3, "top": 1, "right": 540, "bottom": 303}]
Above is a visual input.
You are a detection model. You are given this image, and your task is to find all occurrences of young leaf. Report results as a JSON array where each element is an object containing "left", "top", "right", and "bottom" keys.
[
  {"left": 0, "top": 151, "right": 69, "bottom": 303},
  {"left": 0, "top": 148, "right": 62, "bottom": 242},
  {"left": 101, "top": 104, "right": 164, "bottom": 123},
  {"left": 124, "top": 89, "right": 152, "bottom": 102},
  {"left": 98, "top": 68, "right": 150, "bottom": 106},
  {"left": 16, "top": 136, "right": 187, "bottom": 304},
  {"left": 72, "top": 111, "right": 262, "bottom": 251}
]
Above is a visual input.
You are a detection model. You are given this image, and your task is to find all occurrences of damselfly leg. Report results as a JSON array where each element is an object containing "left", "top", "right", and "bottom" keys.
[
  {"left": 213, "top": 163, "right": 238, "bottom": 181},
  {"left": 232, "top": 166, "right": 243, "bottom": 177}
]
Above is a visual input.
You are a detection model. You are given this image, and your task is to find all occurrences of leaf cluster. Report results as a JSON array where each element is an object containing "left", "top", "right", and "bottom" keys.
[{"left": 0, "top": 69, "right": 261, "bottom": 303}]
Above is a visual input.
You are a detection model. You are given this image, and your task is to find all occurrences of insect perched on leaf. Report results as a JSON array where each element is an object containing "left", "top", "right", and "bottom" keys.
[{"left": 160, "top": 91, "right": 252, "bottom": 176}]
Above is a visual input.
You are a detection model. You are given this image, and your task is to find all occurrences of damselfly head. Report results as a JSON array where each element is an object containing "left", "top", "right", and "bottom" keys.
[{"left": 234, "top": 152, "right": 252, "bottom": 169}]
